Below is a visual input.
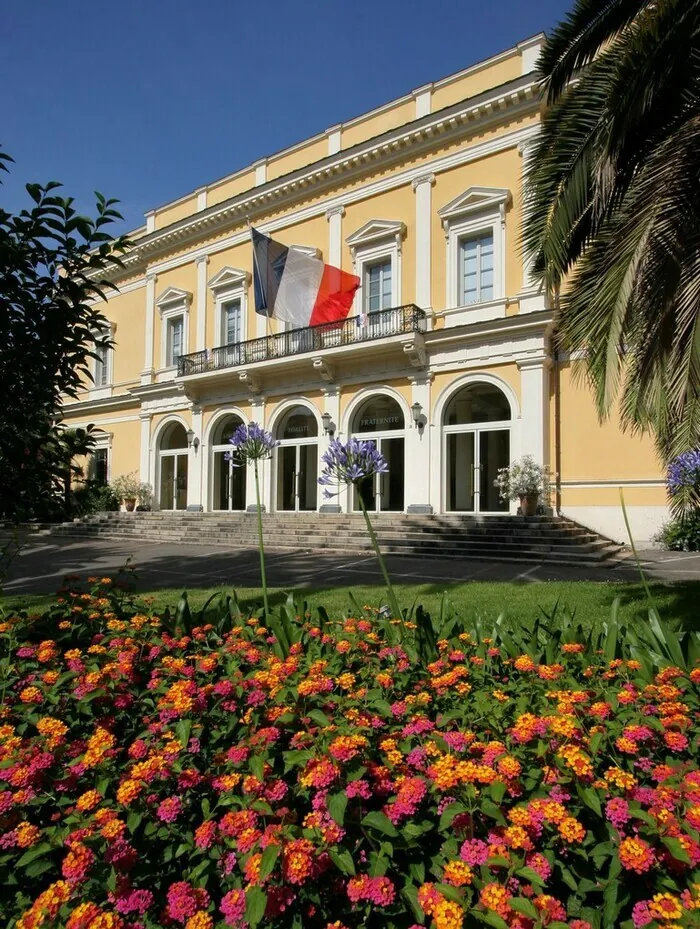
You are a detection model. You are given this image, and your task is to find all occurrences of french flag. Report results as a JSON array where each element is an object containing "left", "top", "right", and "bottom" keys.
[{"left": 252, "top": 227, "right": 360, "bottom": 328}]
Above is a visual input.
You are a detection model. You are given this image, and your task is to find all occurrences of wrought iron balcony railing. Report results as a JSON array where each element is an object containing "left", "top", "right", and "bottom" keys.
[{"left": 177, "top": 304, "right": 426, "bottom": 378}]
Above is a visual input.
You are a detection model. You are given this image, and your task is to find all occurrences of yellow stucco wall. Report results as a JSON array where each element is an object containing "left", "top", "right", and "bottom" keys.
[
  {"left": 107, "top": 286, "right": 147, "bottom": 388},
  {"left": 431, "top": 56, "right": 522, "bottom": 113},
  {"left": 267, "top": 138, "right": 328, "bottom": 181},
  {"left": 557, "top": 362, "right": 665, "bottom": 482},
  {"left": 341, "top": 100, "right": 416, "bottom": 151},
  {"left": 155, "top": 196, "right": 198, "bottom": 230},
  {"left": 207, "top": 169, "right": 257, "bottom": 208}
]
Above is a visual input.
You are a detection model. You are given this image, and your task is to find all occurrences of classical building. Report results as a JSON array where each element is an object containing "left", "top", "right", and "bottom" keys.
[{"left": 64, "top": 33, "right": 669, "bottom": 544}]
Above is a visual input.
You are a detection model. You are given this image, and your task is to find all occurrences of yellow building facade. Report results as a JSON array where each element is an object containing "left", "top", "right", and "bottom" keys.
[{"left": 62, "top": 34, "right": 669, "bottom": 544}]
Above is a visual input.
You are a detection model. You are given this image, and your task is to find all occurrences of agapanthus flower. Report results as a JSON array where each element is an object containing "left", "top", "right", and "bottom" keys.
[
  {"left": 667, "top": 449, "right": 700, "bottom": 495},
  {"left": 318, "top": 437, "right": 388, "bottom": 498},
  {"left": 226, "top": 423, "right": 277, "bottom": 465}
]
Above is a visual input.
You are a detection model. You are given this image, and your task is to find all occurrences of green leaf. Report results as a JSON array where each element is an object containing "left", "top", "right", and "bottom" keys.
[
  {"left": 307, "top": 709, "right": 330, "bottom": 728},
  {"left": 175, "top": 718, "right": 192, "bottom": 749},
  {"left": 439, "top": 802, "right": 468, "bottom": 830},
  {"left": 361, "top": 811, "right": 398, "bottom": 836},
  {"left": 578, "top": 785, "right": 602, "bottom": 816},
  {"left": 250, "top": 755, "right": 265, "bottom": 781},
  {"left": 509, "top": 898, "right": 539, "bottom": 921},
  {"left": 328, "top": 791, "right": 348, "bottom": 826},
  {"left": 328, "top": 848, "right": 355, "bottom": 875},
  {"left": 259, "top": 844, "right": 280, "bottom": 881},
  {"left": 479, "top": 799, "right": 506, "bottom": 825},
  {"left": 489, "top": 780, "right": 507, "bottom": 804},
  {"left": 245, "top": 886, "right": 267, "bottom": 928},
  {"left": 516, "top": 866, "right": 546, "bottom": 889},
  {"left": 127, "top": 811, "right": 141, "bottom": 834},
  {"left": 17, "top": 842, "right": 52, "bottom": 868},
  {"left": 402, "top": 884, "right": 425, "bottom": 922},
  {"left": 25, "top": 859, "right": 54, "bottom": 879},
  {"left": 662, "top": 836, "right": 692, "bottom": 865}
]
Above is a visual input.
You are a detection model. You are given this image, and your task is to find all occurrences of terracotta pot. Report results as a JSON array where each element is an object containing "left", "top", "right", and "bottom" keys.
[
  {"left": 124, "top": 498, "right": 137, "bottom": 512},
  {"left": 519, "top": 494, "right": 539, "bottom": 516}
]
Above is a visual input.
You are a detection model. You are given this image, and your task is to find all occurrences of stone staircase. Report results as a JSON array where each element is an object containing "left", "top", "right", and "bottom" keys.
[{"left": 29, "top": 511, "right": 625, "bottom": 567}]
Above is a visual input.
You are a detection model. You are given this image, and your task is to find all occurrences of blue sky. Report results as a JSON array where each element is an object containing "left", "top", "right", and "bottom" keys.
[{"left": 1, "top": 0, "right": 570, "bottom": 233}]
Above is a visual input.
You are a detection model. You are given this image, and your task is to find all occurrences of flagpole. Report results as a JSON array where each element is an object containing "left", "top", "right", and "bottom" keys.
[{"left": 248, "top": 216, "right": 273, "bottom": 343}]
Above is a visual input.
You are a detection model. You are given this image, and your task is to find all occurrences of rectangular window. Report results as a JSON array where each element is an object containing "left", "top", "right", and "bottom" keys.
[
  {"left": 167, "top": 316, "right": 184, "bottom": 366},
  {"left": 94, "top": 343, "right": 109, "bottom": 386},
  {"left": 92, "top": 448, "right": 108, "bottom": 486},
  {"left": 221, "top": 299, "right": 241, "bottom": 346},
  {"left": 460, "top": 232, "right": 494, "bottom": 305},
  {"left": 364, "top": 259, "right": 392, "bottom": 314}
]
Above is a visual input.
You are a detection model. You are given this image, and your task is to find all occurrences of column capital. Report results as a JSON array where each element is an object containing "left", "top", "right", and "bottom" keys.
[
  {"left": 325, "top": 204, "right": 345, "bottom": 221},
  {"left": 411, "top": 172, "right": 436, "bottom": 191},
  {"left": 145, "top": 271, "right": 157, "bottom": 284},
  {"left": 195, "top": 254, "right": 210, "bottom": 267},
  {"left": 517, "top": 353, "right": 552, "bottom": 371}
]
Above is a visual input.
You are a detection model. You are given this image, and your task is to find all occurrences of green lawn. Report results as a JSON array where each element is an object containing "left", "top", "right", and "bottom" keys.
[{"left": 4, "top": 579, "right": 700, "bottom": 632}]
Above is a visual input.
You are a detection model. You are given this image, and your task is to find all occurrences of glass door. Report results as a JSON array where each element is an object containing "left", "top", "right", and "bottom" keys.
[
  {"left": 159, "top": 453, "right": 188, "bottom": 510},
  {"left": 212, "top": 452, "right": 246, "bottom": 511},
  {"left": 445, "top": 432, "right": 476, "bottom": 513},
  {"left": 276, "top": 444, "right": 317, "bottom": 511},
  {"left": 353, "top": 437, "right": 404, "bottom": 512},
  {"left": 445, "top": 428, "right": 509, "bottom": 513}
]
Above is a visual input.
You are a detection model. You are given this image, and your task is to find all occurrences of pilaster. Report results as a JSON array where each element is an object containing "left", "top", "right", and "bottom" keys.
[
  {"left": 412, "top": 174, "right": 435, "bottom": 312},
  {"left": 319, "top": 386, "right": 341, "bottom": 513},
  {"left": 141, "top": 273, "right": 157, "bottom": 384},
  {"left": 195, "top": 256, "right": 209, "bottom": 352},
  {"left": 139, "top": 413, "right": 151, "bottom": 485},
  {"left": 517, "top": 355, "right": 551, "bottom": 467},
  {"left": 186, "top": 405, "right": 204, "bottom": 511},
  {"left": 325, "top": 205, "right": 345, "bottom": 269},
  {"left": 405, "top": 373, "right": 433, "bottom": 514}
]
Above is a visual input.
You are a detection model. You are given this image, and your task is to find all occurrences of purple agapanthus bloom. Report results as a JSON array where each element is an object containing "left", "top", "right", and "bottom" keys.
[
  {"left": 318, "top": 437, "right": 388, "bottom": 497},
  {"left": 667, "top": 449, "right": 700, "bottom": 495},
  {"left": 226, "top": 422, "right": 278, "bottom": 466}
]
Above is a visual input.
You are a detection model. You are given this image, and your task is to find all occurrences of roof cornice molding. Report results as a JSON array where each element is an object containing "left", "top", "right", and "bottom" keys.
[{"left": 96, "top": 74, "right": 539, "bottom": 282}]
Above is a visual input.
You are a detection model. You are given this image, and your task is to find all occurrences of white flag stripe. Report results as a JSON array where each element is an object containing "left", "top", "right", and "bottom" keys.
[{"left": 274, "top": 247, "right": 325, "bottom": 328}]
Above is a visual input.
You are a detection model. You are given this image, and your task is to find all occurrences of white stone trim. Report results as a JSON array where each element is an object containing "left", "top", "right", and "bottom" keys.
[
  {"left": 267, "top": 397, "right": 323, "bottom": 514},
  {"left": 413, "top": 85, "right": 432, "bottom": 118},
  {"left": 326, "top": 126, "right": 341, "bottom": 155},
  {"left": 139, "top": 413, "right": 151, "bottom": 483},
  {"left": 208, "top": 266, "right": 252, "bottom": 348},
  {"left": 518, "top": 35, "right": 544, "bottom": 75},
  {"left": 89, "top": 322, "right": 115, "bottom": 399},
  {"left": 150, "top": 413, "right": 190, "bottom": 509},
  {"left": 254, "top": 160, "right": 267, "bottom": 186},
  {"left": 100, "top": 77, "right": 539, "bottom": 281},
  {"left": 203, "top": 408, "right": 249, "bottom": 512},
  {"left": 195, "top": 256, "right": 209, "bottom": 352},
  {"left": 347, "top": 220, "right": 406, "bottom": 315},
  {"left": 517, "top": 354, "right": 550, "bottom": 467},
  {"left": 156, "top": 287, "right": 192, "bottom": 370},
  {"left": 90, "top": 430, "right": 113, "bottom": 484},
  {"left": 145, "top": 211, "right": 155, "bottom": 234},
  {"left": 561, "top": 479, "right": 665, "bottom": 488},
  {"left": 438, "top": 187, "right": 510, "bottom": 310},
  {"left": 196, "top": 188, "right": 208, "bottom": 211},
  {"left": 142, "top": 123, "right": 540, "bottom": 280}
]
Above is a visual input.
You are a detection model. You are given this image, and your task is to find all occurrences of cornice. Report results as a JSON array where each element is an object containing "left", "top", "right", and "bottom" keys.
[{"left": 95, "top": 74, "right": 539, "bottom": 283}]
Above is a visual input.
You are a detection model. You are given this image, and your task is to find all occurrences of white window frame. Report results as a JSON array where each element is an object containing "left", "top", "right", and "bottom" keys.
[
  {"left": 438, "top": 187, "right": 510, "bottom": 313},
  {"left": 156, "top": 287, "right": 192, "bottom": 371},
  {"left": 346, "top": 220, "right": 406, "bottom": 319},
  {"left": 459, "top": 230, "right": 495, "bottom": 306},
  {"left": 90, "top": 323, "right": 114, "bottom": 399},
  {"left": 89, "top": 432, "right": 113, "bottom": 485},
  {"left": 208, "top": 267, "right": 251, "bottom": 347},
  {"left": 363, "top": 257, "right": 394, "bottom": 315}
]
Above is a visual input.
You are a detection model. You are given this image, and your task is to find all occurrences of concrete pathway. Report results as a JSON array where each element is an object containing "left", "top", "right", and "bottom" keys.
[{"left": 3, "top": 537, "right": 700, "bottom": 598}]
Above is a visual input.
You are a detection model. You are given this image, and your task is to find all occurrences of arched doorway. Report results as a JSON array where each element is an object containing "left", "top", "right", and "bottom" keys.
[
  {"left": 210, "top": 414, "right": 246, "bottom": 511},
  {"left": 275, "top": 405, "right": 318, "bottom": 512},
  {"left": 443, "top": 383, "right": 511, "bottom": 513},
  {"left": 351, "top": 395, "right": 405, "bottom": 512},
  {"left": 158, "top": 422, "right": 188, "bottom": 511}
]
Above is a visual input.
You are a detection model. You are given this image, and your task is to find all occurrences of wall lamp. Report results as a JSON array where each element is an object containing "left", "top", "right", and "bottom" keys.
[
  {"left": 322, "top": 412, "right": 335, "bottom": 437},
  {"left": 411, "top": 401, "right": 424, "bottom": 433},
  {"left": 185, "top": 428, "right": 200, "bottom": 452}
]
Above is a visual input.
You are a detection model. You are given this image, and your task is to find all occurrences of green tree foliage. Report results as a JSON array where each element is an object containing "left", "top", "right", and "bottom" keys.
[
  {"left": 0, "top": 148, "right": 129, "bottom": 520},
  {"left": 523, "top": 0, "right": 700, "bottom": 461}
]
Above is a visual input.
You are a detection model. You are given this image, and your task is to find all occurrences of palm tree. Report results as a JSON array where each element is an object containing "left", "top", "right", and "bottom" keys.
[
  {"left": 523, "top": 0, "right": 700, "bottom": 470},
  {"left": 54, "top": 426, "right": 98, "bottom": 515}
]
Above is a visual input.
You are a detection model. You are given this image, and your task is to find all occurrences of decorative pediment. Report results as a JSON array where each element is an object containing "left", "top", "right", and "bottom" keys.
[
  {"left": 346, "top": 219, "right": 406, "bottom": 257},
  {"left": 155, "top": 286, "right": 192, "bottom": 314},
  {"left": 438, "top": 187, "right": 511, "bottom": 232},
  {"left": 208, "top": 266, "right": 251, "bottom": 294}
]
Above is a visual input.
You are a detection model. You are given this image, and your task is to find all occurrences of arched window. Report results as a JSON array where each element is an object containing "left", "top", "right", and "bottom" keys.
[
  {"left": 277, "top": 405, "right": 319, "bottom": 441},
  {"left": 443, "top": 383, "right": 511, "bottom": 426},
  {"left": 352, "top": 395, "right": 405, "bottom": 433},
  {"left": 212, "top": 414, "right": 244, "bottom": 447},
  {"left": 160, "top": 422, "right": 188, "bottom": 450},
  {"left": 443, "top": 383, "right": 511, "bottom": 514}
]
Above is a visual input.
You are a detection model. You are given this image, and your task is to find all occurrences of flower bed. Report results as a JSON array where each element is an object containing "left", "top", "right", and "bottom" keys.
[{"left": 1, "top": 578, "right": 699, "bottom": 929}]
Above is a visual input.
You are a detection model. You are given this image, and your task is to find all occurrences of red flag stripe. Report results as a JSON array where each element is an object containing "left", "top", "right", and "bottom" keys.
[{"left": 309, "top": 264, "right": 360, "bottom": 326}]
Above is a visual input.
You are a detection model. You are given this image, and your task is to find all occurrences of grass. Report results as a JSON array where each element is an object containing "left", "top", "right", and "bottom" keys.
[{"left": 4, "top": 579, "right": 700, "bottom": 632}]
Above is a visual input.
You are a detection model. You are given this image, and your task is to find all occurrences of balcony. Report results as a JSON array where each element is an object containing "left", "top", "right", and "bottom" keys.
[{"left": 177, "top": 304, "right": 426, "bottom": 378}]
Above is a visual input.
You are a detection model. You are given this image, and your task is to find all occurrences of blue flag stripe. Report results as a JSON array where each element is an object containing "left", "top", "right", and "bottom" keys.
[{"left": 252, "top": 227, "right": 288, "bottom": 318}]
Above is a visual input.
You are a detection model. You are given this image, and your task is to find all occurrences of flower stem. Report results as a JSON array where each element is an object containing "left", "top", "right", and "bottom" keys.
[
  {"left": 357, "top": 491, "right": 403, "bottom": 628},
  {"left": 254, "top": 460, "right": 270, "bottom": 617}
]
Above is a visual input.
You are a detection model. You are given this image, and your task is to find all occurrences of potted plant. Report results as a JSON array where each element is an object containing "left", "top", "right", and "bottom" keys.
[
  {"left": 136, "top": 482, "right": 153, "bottom": 511},
  {"left": 494, "top": 455, "right": 551, "bottom": 516},
  {"left": 110, "top": 472, "right": 141, "bottom": 512}
]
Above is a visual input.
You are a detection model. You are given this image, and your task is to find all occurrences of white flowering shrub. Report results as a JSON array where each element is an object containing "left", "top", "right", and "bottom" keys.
[{"left": 494, "top": 455, "right": 552, "bottom": 502}]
